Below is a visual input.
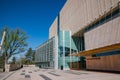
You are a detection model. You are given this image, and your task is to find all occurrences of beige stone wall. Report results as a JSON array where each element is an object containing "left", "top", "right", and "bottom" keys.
[
  {"left": 49, "top": 0, "right": 119, "bottom": 37},
  {"left": 49, "top": 0, "right": 120, "bottom": 49},
  {"left": 49, "top": 17, "right": 58, "bottom": 38},
  {"left": 84, "top": 16, "right": 120, "bottom": 50},
  {"left": 86, "top": 54, "right": 120, "bottom": 71},
  {"left": 59, "top": 0, "right": 119, "bottom": 35}
]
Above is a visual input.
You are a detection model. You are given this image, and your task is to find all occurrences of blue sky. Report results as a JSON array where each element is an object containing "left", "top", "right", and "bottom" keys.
[{"left": 0, "top": 0, "right": 66, "bottom": 50}]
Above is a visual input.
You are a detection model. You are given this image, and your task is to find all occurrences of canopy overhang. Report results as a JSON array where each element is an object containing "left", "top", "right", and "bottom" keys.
[{"left": 70, "top": 43, "right": 120, "bottom": 56}]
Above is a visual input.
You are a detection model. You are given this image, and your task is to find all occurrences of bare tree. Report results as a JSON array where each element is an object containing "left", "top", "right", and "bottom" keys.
[{"left": 0, "top": 27, "right": 28, "bottom": 71}]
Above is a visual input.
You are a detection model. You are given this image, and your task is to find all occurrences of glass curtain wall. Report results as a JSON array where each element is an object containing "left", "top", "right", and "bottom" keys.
[
  {"left": 35, "top": 37, "right": 55, "bottom": 69},
  {"left": 58, "top": 31, "right": 80, "bottom": 70},
  {"left": 72, "top": 35, "right": 86, "bottom": 69}
]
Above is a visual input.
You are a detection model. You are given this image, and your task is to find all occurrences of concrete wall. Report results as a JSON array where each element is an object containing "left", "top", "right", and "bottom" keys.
[
  {"left": 49, "top": 0, "right": 119, "bottom": 37},
  {"left": 49, "top": 0, "right": 120, "bottom": 50},
  {"left": 49, "top": 17, "right": 58, "bottom": 39},
  {"left": 84, "top": 16, "right": 120, "bottom": 50},
  {"left": 10, "top": 64, "right": 22, "bottom": 71}
]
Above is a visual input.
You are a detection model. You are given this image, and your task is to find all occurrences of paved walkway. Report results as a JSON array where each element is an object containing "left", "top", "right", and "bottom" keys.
[
  {"left": 0, "top": 72, "right": 8, "bottom": 79},
  {"left": 1, "top": 66, "right": 120, "bottom": 80},
  {"left": 0, "top": 71, "right": 14, "bottom": 80}
]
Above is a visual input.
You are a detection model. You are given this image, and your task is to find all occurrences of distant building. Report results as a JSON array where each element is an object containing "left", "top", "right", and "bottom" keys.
[{"left": 35, "top": 0, "right": 120, "bottom": 71}]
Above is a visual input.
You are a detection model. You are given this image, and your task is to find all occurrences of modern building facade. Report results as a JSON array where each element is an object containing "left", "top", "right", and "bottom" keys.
[
  {"left": 35, "top": 0, "right": 120, "bottom": 71},
  {"left": 35, "top": 31, "right": 84, "bottom": 70}
]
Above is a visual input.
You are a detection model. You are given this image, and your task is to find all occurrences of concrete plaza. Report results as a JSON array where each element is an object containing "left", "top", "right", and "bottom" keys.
[{"left": 1, "top": 66, "right": 120, "bottom": 80}]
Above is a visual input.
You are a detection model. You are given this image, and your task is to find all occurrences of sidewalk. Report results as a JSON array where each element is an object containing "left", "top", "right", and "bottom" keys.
[
  {"left": 0, "top": 72, "right": 9, "bottom": 79},
  {"left": 0, "top": 71, "right": 14, "bottom": 80},
  {"left": 2, "top": 66, "right": 120, "bottom": 80}
]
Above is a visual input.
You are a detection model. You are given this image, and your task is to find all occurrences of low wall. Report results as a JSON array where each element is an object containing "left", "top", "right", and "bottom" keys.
[
  {"left": 9, "top": 64, "right": 22, "bottom": 71},
  {"left": 23, "top": 65, "right": 35, "bottom": 67}
]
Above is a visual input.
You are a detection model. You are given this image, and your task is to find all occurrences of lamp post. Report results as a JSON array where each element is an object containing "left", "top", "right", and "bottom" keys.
[
  {"left": 0, "top": 31, "right": 6, "bottom": 47},
  {"left": 0, "top": 30, "right": 6, "bottom": 55},
  {"left": 0, "top": 30, "right": 6, "bottom": 72},
  {"left": 0, "top": 31, "right": 6, "bottom": 51}
]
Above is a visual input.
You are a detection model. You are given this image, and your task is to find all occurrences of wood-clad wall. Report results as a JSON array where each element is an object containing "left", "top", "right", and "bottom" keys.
[{"left": 86, "top": 54, "right": 120, "bottom": 71}]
